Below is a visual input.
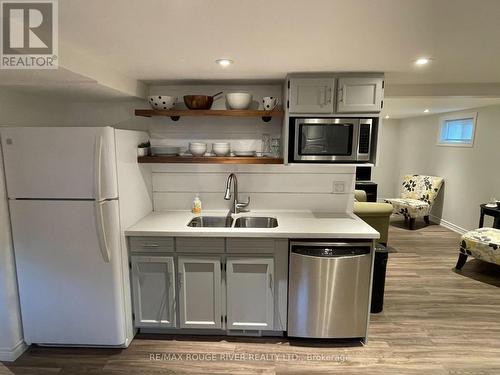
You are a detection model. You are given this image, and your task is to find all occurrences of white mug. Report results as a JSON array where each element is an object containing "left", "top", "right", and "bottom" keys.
[{"left": 262, "top": 96, "right": 278, "bottom": 110}]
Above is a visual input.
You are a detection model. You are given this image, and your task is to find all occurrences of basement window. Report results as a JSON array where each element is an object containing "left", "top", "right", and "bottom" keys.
[{"left": 437, "top": 112, "right": 477, "bottom": 147}]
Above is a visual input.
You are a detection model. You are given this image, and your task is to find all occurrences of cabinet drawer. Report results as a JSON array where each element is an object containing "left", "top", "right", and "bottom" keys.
[
  {"left": 227, "top": 238, "right": 276, "bottom": 254},
  {"left": 129, "top": 237, "right": 175, "bottom": 253},
  {"left": 176, "top": 237, "right": 225, "bottom": 253}
]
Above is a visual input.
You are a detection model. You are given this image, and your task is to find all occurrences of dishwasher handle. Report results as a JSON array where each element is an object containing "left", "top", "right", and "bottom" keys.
[{"left": 291, "top": 244, "right": 370, "bottom": 257}]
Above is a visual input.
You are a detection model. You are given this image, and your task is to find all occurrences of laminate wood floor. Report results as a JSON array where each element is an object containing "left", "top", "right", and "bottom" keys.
[{"left": 2, "top": 219, "right": 500, "bottom": 375}]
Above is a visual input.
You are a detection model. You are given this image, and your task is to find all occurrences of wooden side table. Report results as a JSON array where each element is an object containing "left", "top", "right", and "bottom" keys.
[{"left": 479, "top": 204, "right": 500, "bottom": 229}]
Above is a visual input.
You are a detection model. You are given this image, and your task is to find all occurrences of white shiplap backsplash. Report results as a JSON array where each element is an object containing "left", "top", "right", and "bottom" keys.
[
  {"left": 147, "top": 84, "right": 355, "bottom": 214},
  {"left": 152, "top": 164, "right": 356, "bottom": 213}
]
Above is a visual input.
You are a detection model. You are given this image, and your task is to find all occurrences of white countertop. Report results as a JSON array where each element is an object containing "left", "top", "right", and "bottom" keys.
[{"left": 125, "top": 210, "right": 380, "bottom": 239}]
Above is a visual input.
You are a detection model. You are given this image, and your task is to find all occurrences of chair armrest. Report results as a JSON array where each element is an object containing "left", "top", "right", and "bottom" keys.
[{"left": 354, "top": 189, "right": 367, "bottom": 202}]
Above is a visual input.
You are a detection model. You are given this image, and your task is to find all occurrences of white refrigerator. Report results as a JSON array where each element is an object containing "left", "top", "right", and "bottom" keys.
[{"left": 0, "top": 126, "right": 152, "bottom": 346}]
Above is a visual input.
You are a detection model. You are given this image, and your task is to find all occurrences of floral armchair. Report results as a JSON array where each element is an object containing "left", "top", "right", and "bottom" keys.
[{"left": 385, "top": 174, "right": 444, "bottom": 229}]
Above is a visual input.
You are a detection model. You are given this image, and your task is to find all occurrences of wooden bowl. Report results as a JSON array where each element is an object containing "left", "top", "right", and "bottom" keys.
[{"left": 183, "top": 95, "right": 214, "bottom": 110}]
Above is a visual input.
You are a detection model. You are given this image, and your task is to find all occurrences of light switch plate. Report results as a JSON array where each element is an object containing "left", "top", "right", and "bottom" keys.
[{"left": 332, "top": 181, "right": 345, "bottom": 194}]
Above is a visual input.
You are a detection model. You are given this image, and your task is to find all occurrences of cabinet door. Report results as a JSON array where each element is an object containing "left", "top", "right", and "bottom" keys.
[
  {"left": 178, "top": 257, "right": 222, "bottom": 329},
  {"left": 131, "top": 256, "right": 176, "bottom": 328},
  {"left": 226, "top": 258, "right": 274, "bottom": 331},
  {"left": 289, "top": 78, "right": 334, "bottom": 113},
  {"left": 337, "top": 77, "right": 384, "bottom": 113}
]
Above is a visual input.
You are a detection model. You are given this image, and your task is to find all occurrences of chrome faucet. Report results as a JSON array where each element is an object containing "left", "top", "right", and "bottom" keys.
[{"left": 224, "top": 173, "right": 250, "bottom": 214}]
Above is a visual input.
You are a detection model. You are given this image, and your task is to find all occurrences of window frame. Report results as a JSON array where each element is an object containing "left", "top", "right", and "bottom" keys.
[{"left": 437, "top": 112, "right": 477, "bottom": 147}]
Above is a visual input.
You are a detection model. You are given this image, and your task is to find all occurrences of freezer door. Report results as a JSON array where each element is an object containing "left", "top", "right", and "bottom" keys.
[
  {"left": 9, "top": 199, "right": 128, "bottom": 346},
  {"left": 0, "top": 127, "right": 118, "bottom": 199}
]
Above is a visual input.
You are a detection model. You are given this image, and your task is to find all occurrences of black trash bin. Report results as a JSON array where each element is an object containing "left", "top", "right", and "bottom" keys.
[{"left": 371, "top": 244, "right": 389, "bottom": 313}]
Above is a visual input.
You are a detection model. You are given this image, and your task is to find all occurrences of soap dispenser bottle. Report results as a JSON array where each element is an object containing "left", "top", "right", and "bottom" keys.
[{"left": 192, "top": 194, "right": 202, "bottom": 214}]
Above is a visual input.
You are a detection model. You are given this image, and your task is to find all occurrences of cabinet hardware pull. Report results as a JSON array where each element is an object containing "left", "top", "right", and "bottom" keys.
[
  {"left": 269, "top": 273, "right": 273, "bottom": 290},
  {"left": 141, "top": 243, "right": 159, "bottom": 247}
]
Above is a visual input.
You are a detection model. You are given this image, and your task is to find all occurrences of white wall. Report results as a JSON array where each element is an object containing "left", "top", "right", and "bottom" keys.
[
  {"left": 0, "top": 90, "right": 71, "bottom": 126},
  {"left": 372, "top": 119, "right": 401, "bottom": 200},
  {"left": 145, "top": 84, "right": 354, "bottom": 213},
  {"left": 396, "top": 105, "right": 500, "bottom": 231}
]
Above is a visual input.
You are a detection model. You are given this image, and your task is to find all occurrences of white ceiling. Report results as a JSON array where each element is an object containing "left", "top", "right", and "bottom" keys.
[
  {"left": 3, "top": 0, "right": 500, "bottom": 117},
  {"left": 59, "top": 0, "right": 500, "bottom": 83},
  {"left": 382, "top": 97, "right": 500, "bottom": 119}
]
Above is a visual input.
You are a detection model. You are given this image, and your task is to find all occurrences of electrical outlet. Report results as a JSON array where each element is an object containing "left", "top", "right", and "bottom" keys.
[{"left": 332, "top": 181, "right": 345, "bottom": 194}]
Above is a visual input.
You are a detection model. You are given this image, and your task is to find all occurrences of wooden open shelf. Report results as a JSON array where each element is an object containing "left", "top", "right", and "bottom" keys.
[
  {"left": 135, "top": 109, "right": 283, "bottom": 122},
  {"left": 138, "top": 156, "right": 284, "bottom": 164}
]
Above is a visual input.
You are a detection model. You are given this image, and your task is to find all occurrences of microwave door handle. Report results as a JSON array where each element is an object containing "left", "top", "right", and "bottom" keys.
[
  {"left": 94, "top": 133, "right": 103, "bottom": 201},
  {"left": 95, "top": 201, "right": 111, "bottom": 263}
]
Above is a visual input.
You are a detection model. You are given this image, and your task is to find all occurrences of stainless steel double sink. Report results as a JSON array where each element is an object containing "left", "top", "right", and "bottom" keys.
[{"left": 188, "top": 216, "right": 278, "bottom": 228}]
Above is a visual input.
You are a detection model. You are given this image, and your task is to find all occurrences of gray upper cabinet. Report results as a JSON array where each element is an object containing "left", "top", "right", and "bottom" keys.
[
  {"left": 226, "top": 257, "right": 274, "bottom": 331},
  {"left": 131, "top": 256, "right": 176, "bottom": 328},
  {"left": 336, "top": 77, "right": 384, "bottom": 113},
  {"left": 178, "top": 256, "right": 222, "bottom": 329},
  {"left": 289, "top": 78, "right": 335, "bottom": 113}
]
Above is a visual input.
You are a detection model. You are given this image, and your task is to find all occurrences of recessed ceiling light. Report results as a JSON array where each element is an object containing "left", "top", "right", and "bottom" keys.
[
  {"left": 384, "top": 115, "right": 390, "bottom": 119},
  {"left": 424, "top": 109, "right": 430, "bottom": 113},
  {"left": 415, "top": 57, "right": 431, "bottom": 65},
  {"left": 215, "top": 58, "right": 233, "bottom": 67}
]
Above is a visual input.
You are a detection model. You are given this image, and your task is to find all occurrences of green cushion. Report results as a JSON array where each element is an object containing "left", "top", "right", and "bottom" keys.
[{"left": 354, "top": 202, "right": 394, "bottom": 216}]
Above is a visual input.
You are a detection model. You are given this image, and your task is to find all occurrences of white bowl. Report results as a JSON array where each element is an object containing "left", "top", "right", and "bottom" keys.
[
  {"left": 212, "top": 142, "right": 230, "bottom": 156},
  {"left": 226, "top": 93, "right": 252, "bottom": 110},
  {"left": 148, "top": 95, "right": 176, "bottom": 110},
  {"left": 189, "top": 142, "right": 207, "bottom": 156}
]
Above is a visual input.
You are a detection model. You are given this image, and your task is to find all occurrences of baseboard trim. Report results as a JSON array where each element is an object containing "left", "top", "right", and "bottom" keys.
[
  {"left": 0, "top": 340, "right": 28, "bottom": 362},
  {"left": 430, "top": 214, "right": 468, "bottom": 235}
]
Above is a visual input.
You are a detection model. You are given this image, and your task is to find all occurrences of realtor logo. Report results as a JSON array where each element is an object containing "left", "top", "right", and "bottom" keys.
[{"left": 1, "top": 0, "right": 58, "bottom": 69}]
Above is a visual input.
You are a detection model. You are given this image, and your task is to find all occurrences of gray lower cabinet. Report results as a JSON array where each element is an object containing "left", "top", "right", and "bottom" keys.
[
  {"left": 129, "top": 237, "right": 288, "bottom": 334},
  {"left": 226, "top": 257, "right": 274, "bottom": 330},
  {"left": 178, "top": 256, "right": 222, "bottom": 329},
  {"left": 131, "top": 256, "right": 176, "bottom": 328}
]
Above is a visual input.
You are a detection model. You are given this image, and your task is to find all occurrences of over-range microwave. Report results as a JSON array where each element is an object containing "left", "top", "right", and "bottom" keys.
[{"left": 289, "top": 117, "right": 374, "bottom": 163}]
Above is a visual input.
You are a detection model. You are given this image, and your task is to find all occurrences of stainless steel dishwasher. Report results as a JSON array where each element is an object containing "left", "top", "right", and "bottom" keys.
[{"left": 288, "top": 240, "right": 373, "bottom": 340}]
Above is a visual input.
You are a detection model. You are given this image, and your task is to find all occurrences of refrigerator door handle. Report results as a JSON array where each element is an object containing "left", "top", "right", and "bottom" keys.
[
  {"left": 94, "top": 133, "right": 103, "bottom": 201},
  {"left": 95, "top": 201, "right": 111, "bottom": 263}
]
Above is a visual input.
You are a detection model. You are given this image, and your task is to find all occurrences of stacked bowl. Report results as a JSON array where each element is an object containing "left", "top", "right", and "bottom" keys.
[
  {"left": 212, "top": 142, "right": 230, "bottom": 156},
  {"left": 189, "top": 142, "right": 207, "bottom": 156}
]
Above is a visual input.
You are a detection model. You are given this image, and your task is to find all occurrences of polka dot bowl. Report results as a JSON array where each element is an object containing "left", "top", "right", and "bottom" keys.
[{"left": 148, "top": 95, "right": 177, "bottom": 110}]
